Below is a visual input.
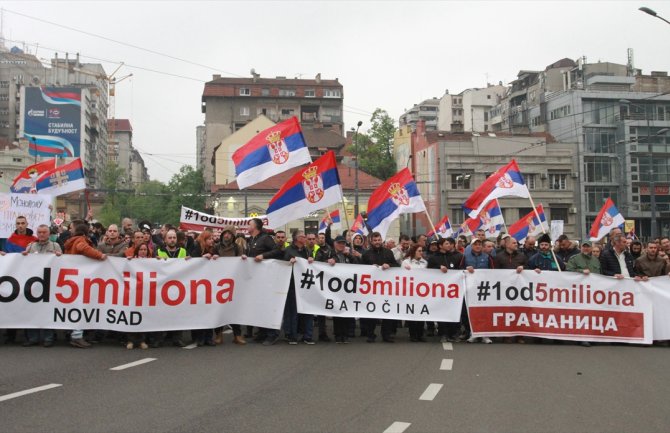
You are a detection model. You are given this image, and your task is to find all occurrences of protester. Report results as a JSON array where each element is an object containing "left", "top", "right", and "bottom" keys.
[
  {"left": 125, "top": 243, "right": 150, "bottom": 350},
  {"left": 427, "top": 237, "right": 464, "bottom": 343},
  {"left": 215, "top": 226, "right": 246, "bottom": 345},
  {"left": 21, "top": 224, "right": 61, "bottom": 347},
  {"left": 64, "top": 220, "right": 107, "bottom": 348},
  {"left": 462, "top": 237, "right": 494, "bottom": 344},
  {"left": 634, "top": 241, "right": 667, "bottom": 278},
  {"left": 555, "top": 234, "right": 579, "bottom": 263},
  {"left": 392, "top": 234, "right": 411, "bottom": 265},
  {"left": 282, "top": 230, "right": 316, "bottom": 345},
  {"left": 189, "top": 231, "right": 218, "bottom": 346},
  {"left": 96, "top": 224, "right": 128, "bottom": 257},
  {"left": 600, "top": 233, "right": 640, "bottom": 280},
  {"left": 527, "top": 234, "right": 565, "bottom": 272},
  {"left": 401, "top": 244, "right": 428, "bottom": 342},
  {"left": 361, "top": 231, "right": 399, "bottom": 343},
  {"left": 155, "top": 229, "right": 190, "bottom": 347},
  {"left": 566, "top": 241, "right": 601, "bottom": 275},
  {"left": 322, "top": 235, "right": 359, "bottom": 343}
]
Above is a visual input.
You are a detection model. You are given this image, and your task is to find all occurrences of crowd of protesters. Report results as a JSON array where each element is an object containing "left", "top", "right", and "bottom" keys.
[{"left": 2, "top": 214, "right": 669, "bottom": 349}]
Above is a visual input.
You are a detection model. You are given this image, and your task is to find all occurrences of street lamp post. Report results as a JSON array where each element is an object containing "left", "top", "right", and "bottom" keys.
[
  {"left": 353, "top": 120, "right": 363, "bottom": 218},
  {"left": 639, "top": 7, "right": 670, "bottom": 25}
]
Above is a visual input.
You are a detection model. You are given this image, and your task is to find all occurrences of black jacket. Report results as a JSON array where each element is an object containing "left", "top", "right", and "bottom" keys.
[
  {"left": 600, "top": 247, "right": 636, "bottom": 277},
  {"left": 362, "top": 246, "right": 399, "bottom": 267},
  {"left": 246, "top": 232, "right": 279, "bottom": 258},
  {"left": 427, "top": 251, "right": 464, "bottom": 270}
]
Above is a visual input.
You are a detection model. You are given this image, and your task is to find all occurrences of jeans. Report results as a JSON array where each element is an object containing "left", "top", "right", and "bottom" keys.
[
  {"left": 282, "top": 286, "right": 298, "bottom": 339},
  {"left": 300, "top": 314, "right": 314, "bottom": 340},
  {"left": 26, "top": 329, "right": 55, "bottom": 343}
]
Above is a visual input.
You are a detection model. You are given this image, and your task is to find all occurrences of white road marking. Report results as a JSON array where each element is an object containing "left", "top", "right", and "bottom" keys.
[
  {"left": 419, "top": 383, "right": 443, "bottom": 401},
  {"left": 0, "top": 383, "right": 62, "bottom": 402},
  {"left": 442, "top": 342, "right": 453, "bottom": 351},
  {"left": 183, "top": 343, "right": 198, "bottom": 350},
  {"left": 110, "top": 358, "right": 157, "bottom": 371},
  {"left": 440, "top": 359, "right": 453, "bottom": 371},
  {"left": 383, "top": 421, "right": 411, "bottom": 433}
]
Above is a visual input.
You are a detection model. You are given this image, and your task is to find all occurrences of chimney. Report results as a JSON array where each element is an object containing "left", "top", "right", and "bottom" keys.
[
  {"left": 315, "top": 73, "right": 321, "bottom": 84},
  {"left": 213, "top": 74, "right": 221, "bottom": 80}
]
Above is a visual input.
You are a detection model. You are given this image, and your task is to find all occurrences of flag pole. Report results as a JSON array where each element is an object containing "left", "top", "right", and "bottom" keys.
[
  {"left": 423, "top": 210, "right": 438, "bottom": 239},
  {"left": 339, "top": 187, "right": 350, "bottom": 229},
  {"left": 495, "top": 198, "right": 510, "bottom": 234},
  {"left": 527, "top": 194, "right": 562, "bottom": 272}
]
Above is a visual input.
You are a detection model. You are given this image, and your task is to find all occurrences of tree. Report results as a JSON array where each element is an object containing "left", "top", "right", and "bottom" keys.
[
  {"left": 165, "top": 166, "right": 206, "bottom": 224},
  {"left": 350, "top": 108, "right": 397, "bottom": 180},
  {"left": 97, "top": 163, "right": 129, "bottom": 226}
]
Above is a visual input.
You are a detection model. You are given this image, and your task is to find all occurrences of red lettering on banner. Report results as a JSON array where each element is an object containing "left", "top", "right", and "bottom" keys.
[
  {"left": 190, "top": 280, "right": 213, "bottom": 304},
  {"left": 215, "top": 279, "right": 234, "bottom": 303},
  {"left": 470, "top": 306, "right": 644, "bottom": 339},
  {"left": 162, "top": 280, "right": 186, "bottom": 306},
  {"left": 55, "top": 269, "right": 79, "bottom": 303}
]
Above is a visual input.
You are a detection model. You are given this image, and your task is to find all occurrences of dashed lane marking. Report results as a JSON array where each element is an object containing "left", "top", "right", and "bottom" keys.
[
  {"left": 383, "top": 421, "right": 411, "bottom": 433},
  {"left": 419, "top": 383, "right": 443, "bottom": 401},
  {"left": 440, "top": 359, "right": 453, "bottom": 370},
  {"left": 110, "top": 358, "right": 157, "bottom": 371},
  {"left": 0, "top": 384, "right": 62, "bottom": 402}
]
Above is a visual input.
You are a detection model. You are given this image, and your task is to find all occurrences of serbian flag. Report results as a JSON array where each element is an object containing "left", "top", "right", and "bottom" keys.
[
  {"left": 427, "top": 215, "right": 453, "bottom": 239},
  {"left": 462, "top": 160, "right": 529, "bottom": 218},
  {"left": 10, "top": 159, "right": 57, "bottom": 193},
  {"left": 5, "top": 232, "right": 38, "bottom": 253},
  {"left": 232, "top": 116, "right": 312, "bottom": 189},
  {"left": 457, "top": 200, "right": 504, "bottom": 237},
  {"left": 589, "top": 198, "right": 625, "bottom": 241},
  {"left": 318, "top": 210, "right": 341, "bottom": 233},
  {"left": 350, "top": 213, "right": 368, "bottom": 236},
  {"left": 35, "top": 158, "right": 86, "bottom": 196},
  {"left": 509, "top": 204, "right": 548, "bottom": 243},
  {"left": 366, "top": 168, "right": 426, "bottom": 239},
  {"left": 266, "top": 151, "right": 342, "bottom": 228}
]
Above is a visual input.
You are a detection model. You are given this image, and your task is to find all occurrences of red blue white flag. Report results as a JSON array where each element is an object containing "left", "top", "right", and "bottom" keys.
[
  {"left": 10, "top": 159, "right": 57, "bottom": 193},
  {"left": 350, "top": 213, "right": 368, "bottom": 236},
  {"left": 365, "top": 168, "right": 426, "bottom": 239},
  {"left": 455, "top": 200, "right": 505, "bottom": 238},
  {"left": 265, "top": 151, "right": 342, "bottom": 229},
  {"left": 318, "top": 209, "right": 341, "bottom": 233},
  {"left": 462, "top": 159, "right": 529, "bottom": 218},
  {"left": 508, "top": 204, "right": 548, "bottom": 243},
  {"left": 589, "top": 198, "right": 625, "bottom": 241},
  {"left": 427, "top": 215, "right": 453, "bottom": 239},
  {"left": 35, "top": 158, "right": 86, "bottom": 196},
  {"left": 232, "top": 116, "right": 312, "bottom": 189}
]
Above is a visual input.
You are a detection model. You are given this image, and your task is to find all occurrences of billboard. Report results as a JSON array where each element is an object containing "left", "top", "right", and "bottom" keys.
[{"left": 22, "top": 87, "right": 82, "bottom": 157}]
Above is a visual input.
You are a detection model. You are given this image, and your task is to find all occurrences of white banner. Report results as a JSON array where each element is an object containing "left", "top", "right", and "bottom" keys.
[
  {"left": 0, "top": 193, "right": 52, "bottom": 237},
  {"left": 0, "top": 255, "right": 291, "bottom": 332},
  {"left": 293, "top": 258, "right": 464, "bottom": 322},
  {"left": 465, "top": 269, "right": 653, "bottom": 344},
  {"left": 179, "top": 206, "right": 269, "bottom": 234}
]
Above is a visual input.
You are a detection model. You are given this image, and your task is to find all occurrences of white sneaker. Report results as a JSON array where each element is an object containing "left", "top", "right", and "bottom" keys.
[
  {"left": 482, "top": 337, "right": 493, "bottom": 344},
  {"left": 467, "top": 336, "right": 478, "bottom": 343}
]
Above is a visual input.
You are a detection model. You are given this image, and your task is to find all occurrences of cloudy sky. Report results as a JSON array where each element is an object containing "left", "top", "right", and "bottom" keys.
[{"left": 4, "top": 1, "right": 670, "bottom": 182}]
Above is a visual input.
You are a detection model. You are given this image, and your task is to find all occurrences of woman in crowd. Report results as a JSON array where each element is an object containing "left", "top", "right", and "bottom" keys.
[
  {"left": 189, "top": 231, "right": 218, "bottom": 346},
  {"left": 125, "top": 243, "right": 151, "bottom": 350},
  {"left": 401, "top": 244, "right": 428, "bottom": 342}
]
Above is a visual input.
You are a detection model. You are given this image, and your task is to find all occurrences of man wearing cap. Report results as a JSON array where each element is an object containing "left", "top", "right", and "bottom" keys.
[
  {"left": 323, "top": 235, "right": 360, "bottom": 343},
  {"left": 566, "top": 241, "right": 601, "bottom": 275},
  {"left": 527, "top": 234, "right": 565, "bottom": 272},
  {"left": 461, "top": 237, "right": 494, "bottom": 344}
]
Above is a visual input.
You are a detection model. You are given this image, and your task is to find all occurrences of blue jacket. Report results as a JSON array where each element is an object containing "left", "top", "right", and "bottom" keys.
[
  {"left": 461, "top": 249, "right": 494, "bottom": 269},
  {"left": 526, "top": 251, "right": 565, "bottom": 271}
]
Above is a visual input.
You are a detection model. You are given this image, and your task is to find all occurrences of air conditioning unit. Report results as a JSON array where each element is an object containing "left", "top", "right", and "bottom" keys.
[
  {"left": 569, "top": 207, "right": 578, "bottom": 214},
  {"left": 571, "top": 172, "right": 579, "bottom": 178},
  {"left": 540, "top": 173, "right": 548, "bottom": 179}
]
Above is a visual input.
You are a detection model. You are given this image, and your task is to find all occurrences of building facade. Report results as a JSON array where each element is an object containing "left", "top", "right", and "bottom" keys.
[
  {"left": 201, "top": 73, "right": 344, "bottom": 188},
  {"left": 399, "top": 98, "right": 440, "bottom": 132},
  {"left": 437, "top": 85, "right": 506, "bottom": 133}
]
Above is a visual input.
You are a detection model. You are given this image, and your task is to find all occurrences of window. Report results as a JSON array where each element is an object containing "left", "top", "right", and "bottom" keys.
[
  {"left": 487, "top": 95, "right": 491, "bottom": 99},
  {"left": 583, "top": 128, "right": 616, "bottom": 153},
  {"left": 12, "top": 157, "right": 22, "bottom": 162},
  {"left": 550, "top": 207, "right": 568, "bottom": 223},
  {"left": 239, "top": 88, "right": 250, "bottom": 96},
  {"left": 584, "top": 156, "right": 613, "bottom": 182},
  {"left": 524, "top": 174, "right": 536, "bottom": 190},
  {"left": 280, "top": 108, "right": 295, "bottom": 119},
  {"left": 261, "top": 88, "right": 270, "bottom": 96},
  {"left": 518, "top": 208, "right": 533, "bottom": 219},
  {"left": 549, "top": 173, "right": 567, "bottom": 190},
  {"left": 239, "top": 106, "right": 249, "bottom": 116},
  {"left": 279, "top": 88, "right": 296, "bottom": 97},
  {"left": 585, "top": 187, "right": 619, "bottom": 212},
  {"left": 484, "top": 112, "right": 489, "bottom": 121},
  {"left": 304, "top": 89, "right": 315, "bottom": 97},
  {"left": 451, "top": 173, "right": 471, "bottom": 189},
  {"left": 451, "top": 208, "right": 464, "bottom": 225},
  {"left": 323, "top": 88, "right": 341, "bottom": 98}
]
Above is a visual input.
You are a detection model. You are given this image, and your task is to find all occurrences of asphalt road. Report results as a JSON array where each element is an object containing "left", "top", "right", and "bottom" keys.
[{"left": 1, "top": 327, "right": 669, "bottom": 433}]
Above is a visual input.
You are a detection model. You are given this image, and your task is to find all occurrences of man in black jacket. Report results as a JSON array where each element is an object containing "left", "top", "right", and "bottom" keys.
[
  {"left": 600, "top": 233, "right": 641, "bottom": 280},
  {"left": 242, "top": 218, "right": 283, "bottom": 344},
  {"left": 361, "top": 232, "right": 399, "bottom": 343},
  {"left": 427, "top": 237, "right": 464, "bottom": 342},
  {"left": 283, "top": 230, "right": 316, "bottom": 344}
]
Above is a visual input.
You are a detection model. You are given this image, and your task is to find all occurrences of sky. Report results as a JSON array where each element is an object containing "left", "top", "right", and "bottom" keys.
[{"left": 3, "top": 1, "right": 670, "bottom": 183}]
